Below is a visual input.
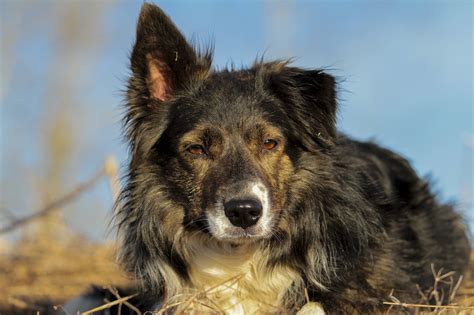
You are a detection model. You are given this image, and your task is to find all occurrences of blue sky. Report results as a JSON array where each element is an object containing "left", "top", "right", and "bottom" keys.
[{"left": 1, "top": 0, "right": 472, "bottom": 240}]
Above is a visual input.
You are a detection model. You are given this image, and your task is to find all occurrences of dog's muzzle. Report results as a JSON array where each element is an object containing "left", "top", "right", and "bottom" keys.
[{"left": 205, "top": 181, "right": 272, "bottom": 240}]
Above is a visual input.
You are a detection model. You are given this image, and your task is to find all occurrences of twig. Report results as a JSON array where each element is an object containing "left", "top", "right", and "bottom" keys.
[
  {"left": 386, "top": 265, "right": 469, "bottom": 314},
  {"left": 382, "top": 302, "right": 474, "bottom": 310},
  {"left": 53, "top": 304, "right": 71, "bottom": 315},
  {"left": 82, "top": 293, "right": 138, "bottom": 314},
  {"left": 104, "top": 155, "right": 121, "bottom": 202},
  {"left": 0, "top": 207, "right": 18, "bottom": 221},
  {"left": 106, "top": 286, "right": 142, "bottom": 315},
  {"left": 304, "top": 288, "right": 310, "bottom": 304},
  {"left": 162, "top": 274, "right": 243, "bottom": 314},
  {"left": 449, "top": 275, "right": 463, "bottom": 303},
  {"left": 0, "top": 167, "right": 105, "bottom": 234},
  {"left": 415, "top": 283, "right": 430, "bottom": 307},
  {"left": 384, "top": 289, "right": 396, "bottom": 314}
]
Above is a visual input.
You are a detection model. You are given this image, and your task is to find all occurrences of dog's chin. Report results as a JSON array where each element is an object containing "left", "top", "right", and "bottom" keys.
[
  {"left": 213, "top": 228, "right": 269, "bottom": 244},
  {"left": 207, "top": 223, "right": 273, "bottom": 244}
]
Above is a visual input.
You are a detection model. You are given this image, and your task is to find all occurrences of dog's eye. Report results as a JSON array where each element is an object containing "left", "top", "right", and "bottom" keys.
[
  {"left": 263, "top": 139, "right": 278, "bottom": 151},
  {"left": 187, "top": 144, "right": 206, "bottom": 155}
]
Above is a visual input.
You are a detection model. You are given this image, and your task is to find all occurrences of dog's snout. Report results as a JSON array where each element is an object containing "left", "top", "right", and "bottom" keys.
[{"left": 224, "top": 199, "right": 262, "bottom": 229}]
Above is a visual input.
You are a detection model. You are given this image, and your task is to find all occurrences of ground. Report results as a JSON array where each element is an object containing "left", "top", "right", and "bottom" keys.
[{"left": 0, "top": 232, "right": 472, "bottom": 314}]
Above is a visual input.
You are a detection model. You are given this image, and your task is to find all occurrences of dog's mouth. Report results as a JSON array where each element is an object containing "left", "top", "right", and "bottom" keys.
[
  {"left": 204, "top": 206, "right": 275, "bottom": 243},
  {"left": 191, "top": 217, "right": 273, "bottom": 244},
  {"left": 212, "top": 224, "right": 271, "bottom": 242}
]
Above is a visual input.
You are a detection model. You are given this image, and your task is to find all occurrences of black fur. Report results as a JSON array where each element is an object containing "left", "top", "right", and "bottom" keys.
[{"left": 112, "top": 3, "right": 470, "bottom": 314}]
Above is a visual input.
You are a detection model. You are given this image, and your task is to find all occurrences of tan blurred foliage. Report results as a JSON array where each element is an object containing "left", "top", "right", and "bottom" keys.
[{"left": 0, "top": 1, "right": 130, "bottom": 312}]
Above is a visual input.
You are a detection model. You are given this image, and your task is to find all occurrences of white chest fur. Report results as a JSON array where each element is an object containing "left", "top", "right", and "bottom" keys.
[{"left": 180, "top": 242, "right": 300, "bottom": 314}]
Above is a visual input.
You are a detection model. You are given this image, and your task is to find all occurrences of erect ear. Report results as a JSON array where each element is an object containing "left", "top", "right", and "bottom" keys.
[
  {"left": 258, "top": 62, "right": 337, "bottom": 150},
  {"left": 130, "top": 3, "right": 212, "bottom": 101}
]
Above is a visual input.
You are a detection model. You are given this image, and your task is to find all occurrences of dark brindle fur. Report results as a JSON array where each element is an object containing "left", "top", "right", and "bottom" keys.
[{"left": 104, "top": 3, "right": 471, "bottom": 314}]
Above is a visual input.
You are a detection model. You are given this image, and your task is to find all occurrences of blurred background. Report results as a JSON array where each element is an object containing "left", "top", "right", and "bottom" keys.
[{"left": 0, "top": 0, "right": 472, "bottom": 311}]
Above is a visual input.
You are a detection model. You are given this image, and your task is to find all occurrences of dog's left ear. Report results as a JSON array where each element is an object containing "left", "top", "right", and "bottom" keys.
[
  {"left": 288, "top": 68, "right": 337, "bottom": 137},
  {"left": 130, "top": 3, "right": 211, "bottom": 102},
  {"left": 260, "top": 64, "right": 337, "bottom": 149}
]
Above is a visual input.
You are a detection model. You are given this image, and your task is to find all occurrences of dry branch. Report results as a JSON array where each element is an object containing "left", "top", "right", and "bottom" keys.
[
  {"left": 382, "top": 301, "right": 474, "bottom": 310},
  {"left": 0, "top": 167, "right": 106, "bottom": 235},
  {"left": 82, "top": 293, "right": 138, "bottom": 315},
  {"left": 104, "top": 155, "right": 121, "bottom": 203}
]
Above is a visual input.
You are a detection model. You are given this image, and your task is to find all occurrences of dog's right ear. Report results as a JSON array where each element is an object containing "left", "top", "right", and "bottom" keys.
[{"left": 130, "top": 3, "right": 211, "bottom": 101}]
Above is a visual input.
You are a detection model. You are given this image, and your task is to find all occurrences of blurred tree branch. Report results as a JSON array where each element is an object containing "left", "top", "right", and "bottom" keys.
[
  {"left": 1, "top": 0, "right": 113, "bottom": 240},
  {"left": 0, "top": 156, "right": 120, "bottom": 235},
  {"left": 0, "top": 167, "right": 105, "bottom": 235}
]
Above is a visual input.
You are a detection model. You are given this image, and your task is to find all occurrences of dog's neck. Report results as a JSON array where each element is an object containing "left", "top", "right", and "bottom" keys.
[{"left": 166, "top": 238, "right": 301, "bottom": 314}]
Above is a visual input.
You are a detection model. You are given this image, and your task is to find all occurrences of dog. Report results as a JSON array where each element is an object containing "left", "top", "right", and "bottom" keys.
[{"left": 67, "top": 3, "right": 471, "bottom": 314}]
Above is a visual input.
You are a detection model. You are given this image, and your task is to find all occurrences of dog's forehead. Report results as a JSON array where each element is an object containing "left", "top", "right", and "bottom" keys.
[
  {"left": 163, "top": 68, "right": 290, "bottom": 139},
  {"left": 173, "top": 69, "right": 271, "bottom": 125},
  {"left": 200, "top": 69, "right": 261, "bottom": 99}
]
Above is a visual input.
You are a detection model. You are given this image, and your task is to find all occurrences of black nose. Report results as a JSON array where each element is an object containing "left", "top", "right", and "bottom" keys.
[{"left": 224, "top": 199, "right": 263, "bottom": 229}]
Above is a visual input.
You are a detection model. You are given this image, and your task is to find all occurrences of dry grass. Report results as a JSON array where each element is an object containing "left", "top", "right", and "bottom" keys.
[
  {"left": 0, "top": 232, "right": 472, "bottom": 314},
  {"left": 0, "top": 232, "right": 131, "bottom": 311},
  {"left": 384, "top": 256, "right": 474, "bottom": 314}
]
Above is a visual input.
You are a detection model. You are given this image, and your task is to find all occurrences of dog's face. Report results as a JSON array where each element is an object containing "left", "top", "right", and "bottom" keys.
[
  {"left": 160, "top": 75, "right": 296, "bottom": 242},
  {"left": 123, "top": 4, "right": 337, "bottom": 246}
]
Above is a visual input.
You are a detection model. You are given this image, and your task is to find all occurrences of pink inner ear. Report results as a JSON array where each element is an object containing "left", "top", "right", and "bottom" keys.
[{"left": 146, "top": 54, "right": 173, "bottom": 101}]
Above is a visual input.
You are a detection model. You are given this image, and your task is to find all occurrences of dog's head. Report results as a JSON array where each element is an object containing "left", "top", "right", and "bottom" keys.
[
  {"left": 122, "top": 3, "right": 337, "bottom": 241},
  {"left": 118, "top": 3, "right": 345, "bottom": 295}
]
